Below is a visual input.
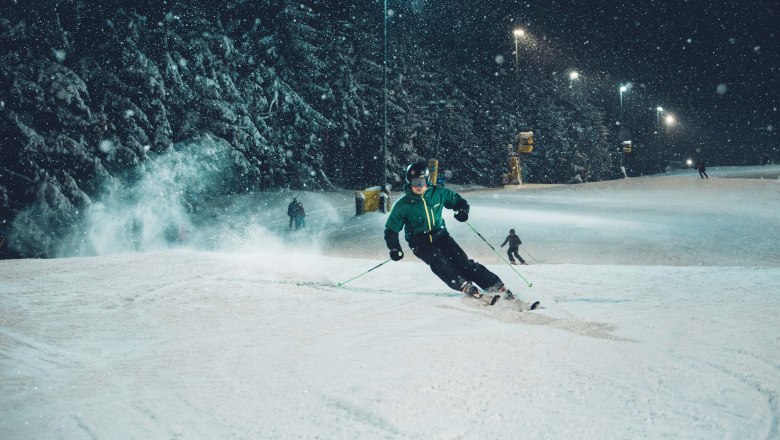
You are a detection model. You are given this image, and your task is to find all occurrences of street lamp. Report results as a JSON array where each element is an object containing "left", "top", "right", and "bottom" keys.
[
  {"left": 657, "top": 111, "right": 677, "bottom": 173},
  {"left": 569, "top": 71, "right": 579, "bottom": 89},
  {"left": 513, "top": 28, "right": 526, "bottom": 100},
  {"left": 510, "top": 28, "right": 529, "bottom": 185},
  {"left": 619, "top": 85, "right": 628, "bottom": 122},
  {"left": 382, "top": 0, "right": 389, "bottom": 186}
]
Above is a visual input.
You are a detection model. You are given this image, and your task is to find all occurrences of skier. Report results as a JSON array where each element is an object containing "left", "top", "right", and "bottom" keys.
[
  {"left": 383, "top": 162, "right": 515, "bottom": 303},
  {"left": 697, "top": 162, "right": 709, "bottom": 179},
  {"left": 287, "top": 198, "right": 300, "bottom": 230},
  {"left": 500, "top": 229, "right": 527, "bottom": 265},
  {"left": 296, "top": 201, "right": 306, "bottom": 229}
]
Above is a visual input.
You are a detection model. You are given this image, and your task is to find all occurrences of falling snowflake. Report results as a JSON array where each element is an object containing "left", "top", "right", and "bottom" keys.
[{"left": 98, "top": 140, "right": 115, "bottom": 154}]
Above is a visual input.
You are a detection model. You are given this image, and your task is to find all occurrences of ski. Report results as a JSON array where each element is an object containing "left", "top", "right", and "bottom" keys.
[
  {"left": 466, "top": 293, "right": 501, "bottom": 306},
  {"left": 505, "top": 297, "right": 540, "bottom": 311},
  {"left": 502, "top": 290, "right": 539, "bottom": 311}
]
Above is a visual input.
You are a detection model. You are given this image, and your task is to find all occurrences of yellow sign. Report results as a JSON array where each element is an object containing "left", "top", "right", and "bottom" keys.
[{"left": 517, "top": 131, "right": 534, "bottom": 154}]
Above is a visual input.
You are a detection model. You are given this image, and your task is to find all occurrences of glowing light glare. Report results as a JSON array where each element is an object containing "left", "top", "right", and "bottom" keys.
[
  {"left": 513, "top": 28, "right": 525, "bottom": 38},
  {"left": 665, "top": 114, "right": 676, "bottom": 125},
  {"left": 657, "top": 106, "right": 664, "bottom": 112},
  {"left": 686, "top": 159, "right": 693, "bottom": 166},
  {"left": 620, "top": 85, "right": 628, "bottom": 93},
  {"left": 569, "top": 71, "right": 579, "bottom": 80}
]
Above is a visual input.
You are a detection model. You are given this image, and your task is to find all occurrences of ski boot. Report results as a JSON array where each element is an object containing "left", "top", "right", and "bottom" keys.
[
  {"left": 461, "top": 281, "right": 482, "bottom": 299},
  {"left": 485, "top": 282, "right": 511, "bottom": 302},
  {"left": 462, "top": 282, "right": 499, "bottom": 305}
]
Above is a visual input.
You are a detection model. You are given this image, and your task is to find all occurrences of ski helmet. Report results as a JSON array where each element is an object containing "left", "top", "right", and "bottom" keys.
[
  {"left": 405, "top": 162, "right": 430, "bottom": 187},
  {"left": 510, "top": 229, "right": 515, "bottom": 234}
]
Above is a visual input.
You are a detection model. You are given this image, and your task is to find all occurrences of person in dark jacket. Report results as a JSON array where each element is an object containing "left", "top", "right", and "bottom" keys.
[
  {"left": 500, "top": 229, "right": 527, "bottom": 265},
  {"left": 697, "top": 162, "right": 709, "bottom": 179},
  {"left": 287, "top": 198, "right": 301, "bottom": 230},
  {"left": 383, "top": 162, "right": 514, "bottom": 303}
]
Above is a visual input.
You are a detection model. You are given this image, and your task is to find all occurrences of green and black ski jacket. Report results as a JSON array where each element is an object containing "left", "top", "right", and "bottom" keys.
[{"left": 384, "top": 185, "right": 466, "bottom": 248}]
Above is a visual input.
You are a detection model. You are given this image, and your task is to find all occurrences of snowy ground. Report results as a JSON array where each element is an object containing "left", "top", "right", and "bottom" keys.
[{"left": 2, "top": 165, "right": 779, "bottom": 439}]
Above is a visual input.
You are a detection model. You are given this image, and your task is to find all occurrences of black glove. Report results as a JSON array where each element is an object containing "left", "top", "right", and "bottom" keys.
[
  {"left": 453, "top": 198, "right": 469, "bottom": 222},
  {"left": 389, "top": 249, "right": 404, "bottom": 261}
]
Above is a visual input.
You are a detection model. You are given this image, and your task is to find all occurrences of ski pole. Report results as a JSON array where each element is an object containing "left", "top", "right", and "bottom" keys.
[
  {"left": 336, "top": 258, "right": 392, "bottom": 287},
  {"left": 464, "top": 221, "right": 533, "bottom": 288},
  {"left": 520, "top": 245, "right": 540, "bottom": 263}
]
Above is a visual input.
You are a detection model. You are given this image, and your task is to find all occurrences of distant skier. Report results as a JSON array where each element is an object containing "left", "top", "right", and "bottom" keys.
[
  {"left": 288, "top": 198, "right": 301, "bottom": 230},
  {"left": 383, "top": 161, "right": 515, "bottom": 304},
  {"left": 500, "top": 229, "right": 527, "bottom": 265},
  {"left": 697, "top": 162, "right": 709, "bottom": 179},
  {"left": 296, "top": 202, "right": 306, "bottom": 229}
]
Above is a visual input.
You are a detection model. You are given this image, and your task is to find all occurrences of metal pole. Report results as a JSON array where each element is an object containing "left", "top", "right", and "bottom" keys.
[
  {"left": 382, "top": 0, "right": 388, "bottom": 186},
  {"left": 514, "top": 36, "right": 519, "bottom": 101},
  {"left": 336, "top": 259, "right": 392, "bottom": 287},
  {"left": 656, "top": 109, "right": 662, "bottom": 173}
]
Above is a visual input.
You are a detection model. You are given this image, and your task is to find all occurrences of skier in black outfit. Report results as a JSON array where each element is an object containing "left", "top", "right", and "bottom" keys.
[
  {"left": 697, "top": 162, "right": 709, "bottom": 179},
  {"left": 384, "top": 162, "right": 515, "bottom": 304},
  {"left": 287, "top": 198, "right": 301, "bottom": 230},
  {"left": 500, "top": 229, "right": 527, "bottom": 265}
]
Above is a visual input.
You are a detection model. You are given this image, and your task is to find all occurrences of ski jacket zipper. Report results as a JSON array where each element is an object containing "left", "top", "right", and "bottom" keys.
[{"left": 420, "top": 195, "right": 433, "bottom": 243}]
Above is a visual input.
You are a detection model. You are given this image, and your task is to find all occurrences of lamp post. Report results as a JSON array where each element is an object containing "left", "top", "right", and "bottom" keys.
[
  {"left": 511, "top": 28, "right": 527, "bottom": 186},
  {"left": 619, "top": 85, "right": 628, "bottom": 123},
  {"left": 569, "top": 71, "right": 579, "bottom": 89},
  {"left": 513, "top": 28, "right": 525, "bottom": 101},
  {"left": 663, "top": 114, "right": 677, "bottom": 172},
  {"left": 382, "top": 0, "right": 388, "bottom": 186},
  {"left": 656, "top": 110, "right": 677, "bottom": 173},
  {"left": 655, "top": 106, "right": 663, "bottom": 173}
]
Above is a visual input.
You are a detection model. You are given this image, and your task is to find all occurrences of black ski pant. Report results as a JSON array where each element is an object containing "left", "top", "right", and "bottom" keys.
[
  {"left": 507, "top": 247, "right": 525, "bottom": 264},
  {"left": 411, "top": 231, "right": 500, "bottom": 292}
]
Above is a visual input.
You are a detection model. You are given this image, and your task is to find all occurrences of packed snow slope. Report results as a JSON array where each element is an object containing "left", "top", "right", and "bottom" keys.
[{"left": 2, "top": 165, "right": 779, "bottom": 439}]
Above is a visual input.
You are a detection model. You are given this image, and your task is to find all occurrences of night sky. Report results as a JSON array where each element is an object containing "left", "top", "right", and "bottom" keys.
[
  {"left": 550, "top": 2, "right": 775, "bottom": 122},
  {"left": 425, "top": 0, "right": 778, "bottom": 158}
]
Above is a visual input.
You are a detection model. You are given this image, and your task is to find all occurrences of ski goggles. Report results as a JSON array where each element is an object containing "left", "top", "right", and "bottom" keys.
[{"left": 409, "top": 176, "right": 428, "bottom": 187}]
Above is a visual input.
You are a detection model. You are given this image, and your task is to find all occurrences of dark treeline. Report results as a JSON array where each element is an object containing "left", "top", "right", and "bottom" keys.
[{"left": 3, "top": 0, "right": 758, "bottom": 257}]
